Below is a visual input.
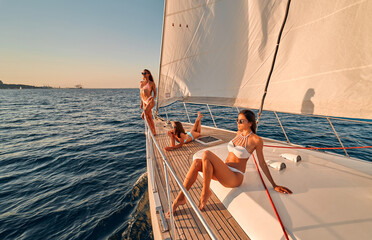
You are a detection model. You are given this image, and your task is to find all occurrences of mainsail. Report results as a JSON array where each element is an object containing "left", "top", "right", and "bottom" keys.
[{"left": 157, "top": 0, "right": 372, "bottom": 120}]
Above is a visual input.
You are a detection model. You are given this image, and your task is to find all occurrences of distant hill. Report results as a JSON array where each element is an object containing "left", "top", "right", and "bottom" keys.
[{"left": 0, "top": 80, "right": 52, "bottom": 89}]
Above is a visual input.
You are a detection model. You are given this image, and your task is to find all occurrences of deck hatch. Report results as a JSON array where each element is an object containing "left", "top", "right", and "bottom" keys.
[{"left": 195, "top": 136, "right": 222, "bottom": 145}]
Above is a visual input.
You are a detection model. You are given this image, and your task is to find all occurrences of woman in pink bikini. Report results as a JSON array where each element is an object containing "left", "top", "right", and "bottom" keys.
[
  {"left": 167, "top": 109, "right": 292, "bottom": 216},
  {"left": 140, "top": 69, "right": 157, "bottom": 135}
]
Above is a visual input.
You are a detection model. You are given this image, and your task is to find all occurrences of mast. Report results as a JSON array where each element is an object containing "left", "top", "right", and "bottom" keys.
[{"left": 156, "top": 0, "right": 167, "bottom": 114}]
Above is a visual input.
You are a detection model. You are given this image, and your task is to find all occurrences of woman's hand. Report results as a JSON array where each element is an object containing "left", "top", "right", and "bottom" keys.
[
  {"left": 274, "top": 185, "right": 292, "bottom": 194},
  {"left": 167, "top": 130, "right": 175, "bottom": 137},
  {"left": 164, "top": 146, "right": 173, "bottom": 151}
]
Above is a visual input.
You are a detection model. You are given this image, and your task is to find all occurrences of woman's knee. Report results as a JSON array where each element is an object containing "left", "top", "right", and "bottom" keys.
[
  {"left": 145, "top": 111, "right": 153, "bottom": 119},
  {"left": 145, "top": 108, "right": 152, "bottom": 115},
  {"left": 192, "top": 132, "right": 200, "bottom": 138},
  {"left": 202, "top": 150, "right": 211, "bottom": 160},
  {"left": 192, "top": 158, "right": 202, "bottom": 169}
]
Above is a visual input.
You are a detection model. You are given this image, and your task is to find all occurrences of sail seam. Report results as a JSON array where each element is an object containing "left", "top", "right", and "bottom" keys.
[
  {"left": 288, "top": 0, "right": 367, "bottom": 33},
  {"left": 165, "top": 0, "right": 221, "bottom": 16},
  {"left": 269, "top": 64, "right": 372, "bottom": 84}
]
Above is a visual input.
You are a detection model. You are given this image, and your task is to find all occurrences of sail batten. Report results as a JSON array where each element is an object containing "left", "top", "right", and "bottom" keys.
[{"left": 158, "top": 0, "right": 372, "bottom": 120}]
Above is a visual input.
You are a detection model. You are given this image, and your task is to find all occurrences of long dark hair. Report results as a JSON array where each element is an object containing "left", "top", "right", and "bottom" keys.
[
  {"left": 239, "top": 109, "right": 257, "bottom": 134},
  {"left": 144, "top": 69, "right": 154, "bottom": 82},
  {"left": 173, "top": 121, "right": 185, "bottom": 138}
]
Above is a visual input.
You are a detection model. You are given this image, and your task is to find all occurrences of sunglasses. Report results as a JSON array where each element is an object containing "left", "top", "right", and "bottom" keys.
[
  {"left": 236, "top": 119, "right": 248, "bottom": 124},
  {"left": 141, "top": 72, "right": 148, "bottom": 75}
]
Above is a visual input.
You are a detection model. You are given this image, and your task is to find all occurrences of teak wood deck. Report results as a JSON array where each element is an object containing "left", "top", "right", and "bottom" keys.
[{"left": 150, "top": 119, "right": 250, "bottom": 240}]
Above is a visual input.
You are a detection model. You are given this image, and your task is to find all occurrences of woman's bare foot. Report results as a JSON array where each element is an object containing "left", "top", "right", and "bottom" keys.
[
  {"left": 198, "top": 189, "right": 212, "bottom": 211},
  {"left": 197, "top": 111, "right": 204, "bottom": 119},
  {"left": 166, "top": 194, "right": 186, "bottom": 217}
]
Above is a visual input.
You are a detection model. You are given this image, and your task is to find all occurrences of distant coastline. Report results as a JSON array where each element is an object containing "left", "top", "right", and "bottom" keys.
[{"left": 0, "top": 80, "right": 52, "bottom": 89}]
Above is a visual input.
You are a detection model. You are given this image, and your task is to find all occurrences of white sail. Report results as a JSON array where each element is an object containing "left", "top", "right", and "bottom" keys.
[
  {"left": 265, "top": 0, "right": 372, "bottom": 119},
  {"left": 158, "top": 0, "right": 372, "bottom": 120}
]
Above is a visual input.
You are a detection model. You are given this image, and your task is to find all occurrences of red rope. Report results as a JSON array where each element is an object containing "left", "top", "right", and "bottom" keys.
[
  {"left": 263, "top": 145, "right": 372, "bottom": 150},
  {"left": 251, "top": 154, "right": 290, "bottom": 240}
]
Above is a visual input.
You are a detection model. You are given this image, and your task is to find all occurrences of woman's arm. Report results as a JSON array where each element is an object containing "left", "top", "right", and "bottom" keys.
[
  {"left": 152, "top": 82, "right": 157, "bottom": 99},
  {"left": 167, "top": 130, "right": 176, "bottom": 147},
  {"left": 164, "top": 134, "right": 185, "bottom": 151},
  {"left": 255, "top": 137, "right": 292, "bottom": 194},
  {"left": 139, "top": 82, "right": 143, "bottom": 109}
]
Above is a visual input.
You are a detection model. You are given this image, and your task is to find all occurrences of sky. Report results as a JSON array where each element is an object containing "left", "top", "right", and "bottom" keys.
[{"left": 0, "top": 0, "right": 164, "bottom": 88}]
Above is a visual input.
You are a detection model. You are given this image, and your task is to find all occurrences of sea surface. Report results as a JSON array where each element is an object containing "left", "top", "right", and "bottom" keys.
[{"left": 1, "top": 89, "right": 371, "bottom": 240}]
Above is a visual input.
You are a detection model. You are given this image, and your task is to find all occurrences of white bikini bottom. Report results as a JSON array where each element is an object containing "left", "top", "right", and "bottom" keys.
[{"left": 227, "top": 165, "right": 244, "bottom": 175}]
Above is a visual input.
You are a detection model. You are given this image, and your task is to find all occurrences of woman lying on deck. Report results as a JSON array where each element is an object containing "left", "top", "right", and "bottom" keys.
[
  {"left": 167, "top": 109, "right": 292, "bottom": 216},
  {"left": 164, "top": 111, "right": 203, "bottom": 151}
]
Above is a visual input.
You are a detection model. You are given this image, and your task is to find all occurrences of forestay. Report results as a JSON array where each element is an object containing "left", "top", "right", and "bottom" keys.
[{"left": 157, "top": 0, "right": 372, "bottom": 120}]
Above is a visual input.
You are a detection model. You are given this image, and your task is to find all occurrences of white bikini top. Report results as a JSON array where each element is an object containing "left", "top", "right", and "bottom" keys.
[{"left": 227, "top": 132, "right": 252, "bottom": 159}]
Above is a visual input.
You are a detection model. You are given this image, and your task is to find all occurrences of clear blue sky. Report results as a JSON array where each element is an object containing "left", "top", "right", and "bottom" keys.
[{"left": 0, "top": 0, "right": 164, "bottom": 88}]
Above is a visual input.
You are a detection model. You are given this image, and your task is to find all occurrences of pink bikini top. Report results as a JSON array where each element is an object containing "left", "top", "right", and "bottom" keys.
[
  {"left": 140, "top": 81, "right": 152, "bottom": 93},
  {"left": 227, "top": 132, "right": 252, "bottom": 159}
]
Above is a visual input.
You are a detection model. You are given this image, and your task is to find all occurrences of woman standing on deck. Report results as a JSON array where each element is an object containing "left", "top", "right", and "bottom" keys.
[
  {"left": 168, "top": 109, "right": 292, "bottom": 215},
  {"left": 140, "top": 69, "right": 156, "bottom": 135}
]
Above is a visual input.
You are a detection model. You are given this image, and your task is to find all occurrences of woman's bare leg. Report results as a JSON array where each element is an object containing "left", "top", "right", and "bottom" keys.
[
  {"left": 166, "top": 159, "right": 203, "bottom": 217},
  {"left": 199, "top": 150, "right": 243, "bottom": 210},
  {"left": 145, "top": 102, "right": 156, "bottom": 135},
  {"left": 200, "top": 153, "right": 213, "bottom": 210},
  {"left": 192, "top": 111, "right": 203, "bottom": 133},
  {"left": 145, "top": 111, "right": 156, "bottom": 135},
  {"left": 167, "top": 150, "right": 243, "bottom": 215}
]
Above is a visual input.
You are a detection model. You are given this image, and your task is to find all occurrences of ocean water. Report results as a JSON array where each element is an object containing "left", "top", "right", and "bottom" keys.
[
  {"left": 0, "top": 89, "right": 150, "bottom": 240},
  {"left": 1, "top": 89, "right": 371, "bottom": 240}
]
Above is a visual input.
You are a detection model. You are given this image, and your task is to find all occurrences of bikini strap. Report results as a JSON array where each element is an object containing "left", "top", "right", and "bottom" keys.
[
  {"left": 243, "top": 131, "right": 252, "bottom": 148},
  {"left": 232, "top": 131, "right": 252, "bottom": 148}
]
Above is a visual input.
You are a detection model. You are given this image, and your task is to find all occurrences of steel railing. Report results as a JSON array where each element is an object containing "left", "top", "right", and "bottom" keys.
[
  {"left": 159, "top": 101, "right": 372, "bottom": 158},
  {"left": 144, "top": 114, "right": 218, "bottom": 240}
]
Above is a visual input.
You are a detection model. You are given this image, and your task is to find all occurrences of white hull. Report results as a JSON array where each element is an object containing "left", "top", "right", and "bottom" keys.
[{"left": 147, "top": 168, "right": 166, "bottom": 240}]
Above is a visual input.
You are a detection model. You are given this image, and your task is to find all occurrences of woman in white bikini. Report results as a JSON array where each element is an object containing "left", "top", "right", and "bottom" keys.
[
  {"left": 140, "top": 69, "right": 156, "bottom": 135},
  {"left": 164, "top": 112, "right": 204, "bottom": 151},
  {"left": 167, "top": 109, "right": 292, "bottom": 216}
]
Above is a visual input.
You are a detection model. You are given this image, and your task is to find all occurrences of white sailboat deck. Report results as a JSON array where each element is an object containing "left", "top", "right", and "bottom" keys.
[{"left": 148, "top": 118, "right": 372, "bottom": 240}]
